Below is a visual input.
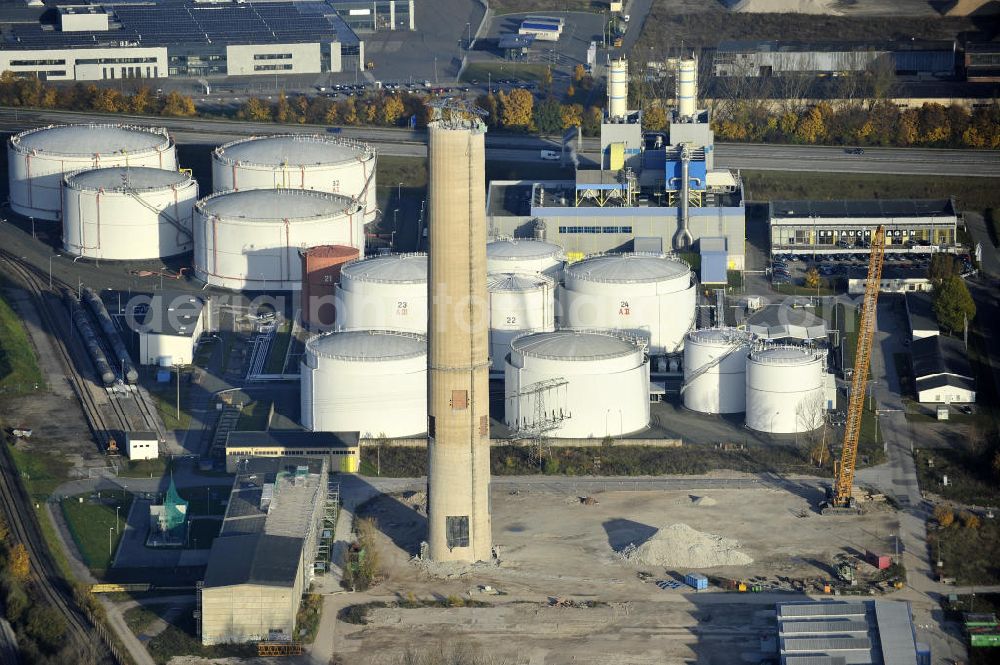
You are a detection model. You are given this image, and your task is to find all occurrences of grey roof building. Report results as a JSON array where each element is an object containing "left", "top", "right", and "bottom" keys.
[
  {"left": 905, "top": 292, "right": 939, "bottom": 340},
  {"left": 910, "top": 334, "right": 976, "bottom": 404},
  {"left": 746, "top": 301, "right": 828, "bottom": 341}
]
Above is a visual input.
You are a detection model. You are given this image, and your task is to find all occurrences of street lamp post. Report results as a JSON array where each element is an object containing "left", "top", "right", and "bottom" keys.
[
  {"left": 466, "top": 22, "right": 471, "bottom": 49},
  {"left": 108, "top": 526, "right": 114, "bottom": 558},
  {"left": 116, "top": 505, "right": 120, "bottom": 533},
  {"left": 48, "top": 254, "right": 60, "bottom": 289}
]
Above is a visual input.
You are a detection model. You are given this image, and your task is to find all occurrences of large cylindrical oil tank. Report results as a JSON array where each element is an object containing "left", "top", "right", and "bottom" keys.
[
  {"left": 561, "top": 252, "right": 696, "bottom": 355},
  {"left": 682, "top": 328, "right": 750, "bottom": 414},
  {"left": 300, "top": 245, "right": 360, "bottom": 330},
  {"left": 211, "top": 134, "right": 377, "bottom": 225},
  {"left": 62, "top": 167, "right": 198, "bottom": 260},
  {"left": 745, "top": 346, "right": 825, "bottom": 434},
  {"left": 486, "top": 238, "right": 565, "bottom": 280},
  {"left": 336, "top": 253, "right": 427, "bottom": 333},
  {"left": 505, "top": 331, "right": 649, "bottom": 439},
  {"left": 301, "top": 330, "right": 426, "bottom": 437},
  {"left": 193, "top": 189, "right": 364, "bottom": 291},
  {"left": 8, "top": 124, "right": 176, "bottom": 221},
  {"left": 678, "top": 58, "right": 698, "bottom": 120},
  {"left": 609, "top": 58, "right": 629, "bottom": 120},
  {"left": 488, "top": 272, "right": 555, "bottom": 371}
]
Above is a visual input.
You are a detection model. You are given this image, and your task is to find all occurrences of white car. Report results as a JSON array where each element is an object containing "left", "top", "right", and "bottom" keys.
[{"left": 540, "top": 150, "right": 559, "bottom": 161}]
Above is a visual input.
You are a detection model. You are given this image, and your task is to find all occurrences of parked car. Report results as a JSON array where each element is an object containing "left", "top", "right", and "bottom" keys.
[{"left": 845, "top": 147, "right": 865, "bottom": 155}]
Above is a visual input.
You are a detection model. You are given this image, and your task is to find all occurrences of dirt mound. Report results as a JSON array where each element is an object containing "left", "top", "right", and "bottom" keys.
[
  {"left": 622, "top": 523, "right": 752, "bottom": 568},
  {"left": 691, "top": 496, "right": 718, "bottom": 506},
  {"left": 724, "top": 0, "right": 841, "bottom": 13}
]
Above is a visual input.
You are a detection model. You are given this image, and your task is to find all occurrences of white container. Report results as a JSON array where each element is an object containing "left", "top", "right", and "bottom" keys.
[
  {"left": 193, "top": 189, "right": 364, "bottom": 291},
  {"left": 62, "top": 167, "right": 198, "bottom": 260},
  {"left": 677, "top": 58, "right": 697, "bottom": 120},
  {"left": 487, "top": 238, "right": 565, "bottom": 280},
  {"left": 609, "top": 58, "right": 628, "bottom": 120},
  {"left": 8, "top": 124, "right": 176, "bottom": 221},
  {"left": 561, "top": 252, "right": 696, "bottom": 355},
  {"left": 212, "top": 134, "right": 377, "bottom": 225},
  {"left": 488, "top": 272, "right": 555, "bottom": 371},
  {"left": 301, "top": 330, "right": 427, "bottom": 438},
  {"left": 337, "top": 253, "right": 427, "bottom": 333},
  {"left": 682, "top": 328, "right": 750, "bottom": 414},
  {"left": 745, "top": 346, "right": 825, "bottom": 434},
  {"left": 505, "top": 330, "right": 649, "bottom": 439}
]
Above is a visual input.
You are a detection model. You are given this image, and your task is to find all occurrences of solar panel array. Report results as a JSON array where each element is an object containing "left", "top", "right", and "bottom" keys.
[{"left": 3, "top": 1, "right": 356, "bottom": 49}]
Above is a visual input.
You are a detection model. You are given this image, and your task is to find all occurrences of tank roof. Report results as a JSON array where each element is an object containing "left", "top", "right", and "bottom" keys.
[
  {"left": 750, "top": 345, "right": 820, "bottom": 365},
  {"left": 488, "top": 272, "right": 552, "bottom": 292},
  {"left": 197, "top": 189, "right": 358, "bottom": 221},
  {"left": 688, "top": 327, "right": 746, "bottom": 345},
  {"left": 513, "top": 331, "right": 637, "bottom": 361},
  {"left": 302, "top": 245, "right": 359, "bottom": 259},
  {"left": 11, "top": 124, "right": 170, "bottom": 156},
  {"left": 65, "top": 167, "right": 190, "bottom": 192},
  {"left": 214, "top": 134, "right": 372, "bottom": 166},
  {"left": 307, "top": 330, "right": 426, "bottom": 361},
  {"left": 487, "top": 239, "right": 564, "bottom": 260},
  {"left": 567, "top": 253, "right": 690, "bottom": 284},
  {"left": 340, "top": 253, "right": 427, "bottom": 284}
]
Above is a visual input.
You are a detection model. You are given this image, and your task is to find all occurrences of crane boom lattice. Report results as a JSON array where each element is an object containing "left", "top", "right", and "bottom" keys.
[{"left": 827, "top": 226, "right": 885, "bottom": 513}]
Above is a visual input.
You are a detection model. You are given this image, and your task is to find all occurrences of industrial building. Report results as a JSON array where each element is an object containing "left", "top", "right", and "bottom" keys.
[
  {"left": 212, "top": 135, "right": 378, "bottom": 226},
  {"left": 301, "top": 329, "right": 427, "bottom": 438},
  {"left": 224, "top": 431, "right": 360, "bottom": 473},
  {"left": 911, "top": 334, "right": 976, "bottom": 405},
  {"left": 713, "top": 40, "right": 956, "bottom": 78},
  {"left": 487, "top": 56, "right": 746, "bottom": 272},
  {"left": 328, "top": 0, "right": 415, "bottom": 31},
  {"left": 776, "top": 600, "right": 923, "bottom": 665},
  {"left": 769, "top": 200, "right": 958, "bottom": 255},
  {"left": 193, "top": 188, "right": 365, "bottom": 291},
  {"left": 517, "top": 16, "right": 563, "bottom": 42},
  {"left": 0, "top": 1, "right": 363, "bottom": 82},
  {"left": 200, "top": 457, "right": 330, "bottom": 645},
  {"left": 905, "top": 292, "right": 939, "bottom": 340},
  {"left": 125, "top": 431, "right": 159, "bottom": 461},
  {"left": 335, "top": 253, "right": 427, "bottom": 333},
  {"left": 745, "top": 302, "right": 828, "bottom": 342},
  {"left": 8, "top": 124, "right": 177, "bottom": 222},
  {"left": 964, "top": 39, "right": 1000, "bottom": 82},
  {"left": 847, "top": 267, "right": 933, "bottom": 295},
  {"left": 425, "top": 107, "right": 493, "bottom": 563},
  {"left": 62, "top": 167, "right": 198, "bottom": 261},
  {"left": 135, "top": 293, "right": 208, "bottom": 367}
]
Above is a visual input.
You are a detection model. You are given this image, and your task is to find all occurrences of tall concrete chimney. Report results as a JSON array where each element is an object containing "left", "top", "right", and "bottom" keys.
[{"left": 426, "top": 110, "right": 492, "bottom": 563}]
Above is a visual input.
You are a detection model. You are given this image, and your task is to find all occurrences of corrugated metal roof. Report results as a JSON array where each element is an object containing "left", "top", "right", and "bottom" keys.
[
  {"left": 197, "top": 189, "right": 356, "bottom": 221},
  {"left": 214, "top": 134, "right": 371, "bottom": 167},
  {"left": 488, "top": 239, "right": 564, "bottom": 260},
  {"left": 778, "top": 602, "right": 867, "bottom": 619},
  {"left": 783, "top": 657, "right": 848, "bottom": 665},
  {"left": 307, "top": 330, "right": 427, "bottom": 361},
  {"left": 488, "top": 272, "right": 552, "bottom": 292},
  {"left": 874, "top": 601, "right": 918, "bottom": 665},
  {"left": 566, "top": 252, "right": 690, "bottom": 284},
  {"left": 782, "top": 637, "right": 872, "bottom": 652},
  {"left": 11, "top": 124, "right": 169, "bottom": 156},
  {"left": 66, "top": 166, "right": 190, "bottom": 192},
  {"left": 340, "top": 253, "right": 427, "bottom": 284},
  {"left": 513, "top": 331, "right": 639, "bottom": 361},
  {"left": 781, "top": 620, "right": 870, "bottom": 635},
  {"left": 204, "top": 532, "right": 303, "bottom": 588}
]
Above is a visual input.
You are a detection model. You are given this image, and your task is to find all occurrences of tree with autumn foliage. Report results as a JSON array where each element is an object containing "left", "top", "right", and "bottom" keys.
[
  {"left": 643, "top": 105, "right": 667, "bottom": 132},
  {"left": 8, "top": 542, "right": 29, "bottom": 583},
  {"left": 498, "top": 88, "right": 534, "bottom": 131}
]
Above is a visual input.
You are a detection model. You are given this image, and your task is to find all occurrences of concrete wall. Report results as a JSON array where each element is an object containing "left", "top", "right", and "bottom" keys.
[
  {"left": 0, "top": 47, "right": 168, "bottom": 81},
  {"left": 225, "top": 42, "right": 321, "bottom": 76},
  {"left": 201, "top": 580, "right": 299, "bottom": 645}
]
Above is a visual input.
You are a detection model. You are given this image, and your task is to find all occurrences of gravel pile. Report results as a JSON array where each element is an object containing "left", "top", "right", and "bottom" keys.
[
  {"left": 625, "top": 523, "right": 752, "bottom": 568},
  {"left": 691, "top": 496, "right": 717, "bottom": 506}
]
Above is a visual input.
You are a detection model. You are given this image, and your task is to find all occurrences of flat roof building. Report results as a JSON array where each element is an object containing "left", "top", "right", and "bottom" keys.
[
  {"left": 769, "top": 199, "right": 958, "bottom": 256},
  {"left": 225, "top": 431, "right": 360, "bottom": 473},
  {"left": 0, "top": 1, "right": 362, "bottom": 82},
  {"left": 200, "top": 457, "right": 330, "bottom": 645},
  {"left": 328, "top": 0, "right": 414, "bottom": 32},
  {"left": 135, "top": 293, "right": 208, "bottom": 367}
]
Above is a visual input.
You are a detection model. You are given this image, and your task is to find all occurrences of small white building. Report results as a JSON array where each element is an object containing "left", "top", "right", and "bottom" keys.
[
  {"left": 911, "top": 335, "right": 976, "bottom": 404},
  {"left": 136, "top": 294, "right": 207, "bottom": 366},
  {"left": 126, "top": 431, "right": 159, "bottom": 460}
]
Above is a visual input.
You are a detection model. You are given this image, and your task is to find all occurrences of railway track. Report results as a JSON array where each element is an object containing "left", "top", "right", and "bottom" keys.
[{"left": 0, "top": 252, "right": 125, "bottom": 664}]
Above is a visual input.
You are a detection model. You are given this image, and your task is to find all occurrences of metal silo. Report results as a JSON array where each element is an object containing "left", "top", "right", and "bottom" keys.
[
  {"left": 745, "top": 346, "right": 825, "bottom": 434},
  {"left": 336, "top": 253, "right": 427, "bottom": 333},
  {"left": 677, "top": 58, "right": 698, "bottom": 120},
  {"left": 608, "top": 58, "right": 629, "bottom": 120},
  {"left": 682, "top": 328, "right": 750, "bottom": 415},
  {"left": 488, "top": 272, "right": 555, "bottom": 371}
]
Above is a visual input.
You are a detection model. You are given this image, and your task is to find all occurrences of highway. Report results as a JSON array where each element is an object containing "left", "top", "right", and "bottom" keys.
[{"left": 2, "top": 107, "right": 1000, "bottom": 175}]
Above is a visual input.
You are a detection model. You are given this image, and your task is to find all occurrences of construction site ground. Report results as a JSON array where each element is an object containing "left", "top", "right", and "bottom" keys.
[{"left": 336, "top": 484, "right": 908, "bottom": 665}]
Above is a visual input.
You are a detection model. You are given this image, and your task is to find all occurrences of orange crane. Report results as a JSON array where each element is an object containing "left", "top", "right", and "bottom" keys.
[{"left": 822, "top": 225, "right": 886, "bottom": 515}]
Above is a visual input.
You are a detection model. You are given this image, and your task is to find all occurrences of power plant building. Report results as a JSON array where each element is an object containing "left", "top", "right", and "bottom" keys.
[
  {"left": 200, "top": 458, "right": 329, "bottom": 645},
  {"left": 0, "top": 1, "right": 364, "bottom": 82}
]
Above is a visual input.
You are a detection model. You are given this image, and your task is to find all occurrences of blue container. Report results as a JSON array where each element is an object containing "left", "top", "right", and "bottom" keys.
[{"left": 685, "top": 573, "right": 708, "bottom": 590}]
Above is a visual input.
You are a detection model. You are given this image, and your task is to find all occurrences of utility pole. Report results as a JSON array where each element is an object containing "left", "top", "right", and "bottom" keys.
[{"left": 175, "top": 364, "right": 181, "bottom": 420}]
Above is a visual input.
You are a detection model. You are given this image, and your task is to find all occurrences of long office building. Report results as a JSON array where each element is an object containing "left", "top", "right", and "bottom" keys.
[{"left": 0, "top": 1, "right": 362, "bottom": 82}]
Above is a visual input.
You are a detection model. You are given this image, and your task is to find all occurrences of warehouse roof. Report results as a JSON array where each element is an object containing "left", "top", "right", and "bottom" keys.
[
  {"left": 10, "top": 124, "right": 170, "bottom": 155},
  {"left": 2, "top": 1, "right": 360, "bottom": 50},
  {"left": 197, "top": 189, "right": 356, "bottom": 221},
  {"left": 203, "top": 533, "right": 302, "bottom": 588},
  {"left": 746, "top": 302, "right": 827, "bottom": 340},
  {"left": 915, "top": 374, "right": 976, "bottom": 393},
  {"left": 226, "top": 431, "right": 359, "bottom": 449},
  {"left": 306, "top": 330, "right": 426, "bottom": 361},
  {"left": 138, "top": 293, "right": 204, "bottom": 337},
  {"left": 910, "top": 334, "right": 973, "bottom": 381},
  {"left": 66, "top": 166, "right": 191, "bottom": 192},
  {"left": 565, "top": 253, "right": 690, "bottom": 284},
  {"left": 905, "top": 292, "right": 938, "bottom": 336},
  {"left": 513, "top": 330, "right": 639, "bottom": 360},
  {"left": 214, "top": 134, "right": 370, "bottom": 167},
  {"left": 769, "top": 199, "right": 955, "bottom": 220},
  {"left": 340, "top": 253, "right": 427, "bottom": 284}
]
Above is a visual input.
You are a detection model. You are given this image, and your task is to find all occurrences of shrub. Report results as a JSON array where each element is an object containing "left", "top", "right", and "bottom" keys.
[
  {"left": 934, "top": 505, "right": 955, "bottom": 527},
  {"left": 961, "top": 511, "right": 981, "bottom": 530}
]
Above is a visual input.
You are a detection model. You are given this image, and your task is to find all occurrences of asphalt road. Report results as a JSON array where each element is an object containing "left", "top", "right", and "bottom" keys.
[{"left": 3, "top": 108, "right": 1000, "bottom": 176}]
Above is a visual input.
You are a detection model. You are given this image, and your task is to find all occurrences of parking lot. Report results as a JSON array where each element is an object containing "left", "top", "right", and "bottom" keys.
[{"left": 766, "top": 251, "right": 973, "bottom": 287}]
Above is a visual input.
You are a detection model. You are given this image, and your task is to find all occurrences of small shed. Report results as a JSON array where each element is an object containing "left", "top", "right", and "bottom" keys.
[{"left": 126, "top": 431, "right": 158, "bottom": 460}]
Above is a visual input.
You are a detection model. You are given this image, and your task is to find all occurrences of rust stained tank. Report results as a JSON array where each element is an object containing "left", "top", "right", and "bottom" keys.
[{"left": 301, "top": 245, "right": 359, "bottom": 329}]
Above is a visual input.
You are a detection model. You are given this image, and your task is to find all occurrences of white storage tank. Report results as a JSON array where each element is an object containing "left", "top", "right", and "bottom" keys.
[
  {"left": 488, "top": 272, "right": 555, "bottom": 371},
  {"left": 62, "top": 167, "right": 198, "bottom": 260},
  {"left": 301, "top": 330, "right": 427, "bottom": 438},
  {"left": 561, "top": 252, "right": 696, "bottom": 355},
  {"left": 8, "top": 124, "right": 176, "bottom": 221},
  {"left": 212, "top": 134, "right": 377, "bottom": 225},
  {"left": 745, "top": 346, "right": 825, "bottom": 434},
  {"left": 193, "top": 189, "right": 364, "bottom": 291},
  {"left": 505, "top": 330, "right": 649, "bottom": 439},
  {"left": 337, "top": 253, "right": 427, "bottom": 333},
  {"left": 487, "top": 238, "right": 565, "bottom": 279},
  {"left": 682, "top": 328, "right": 750, "bottom": 415}
]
